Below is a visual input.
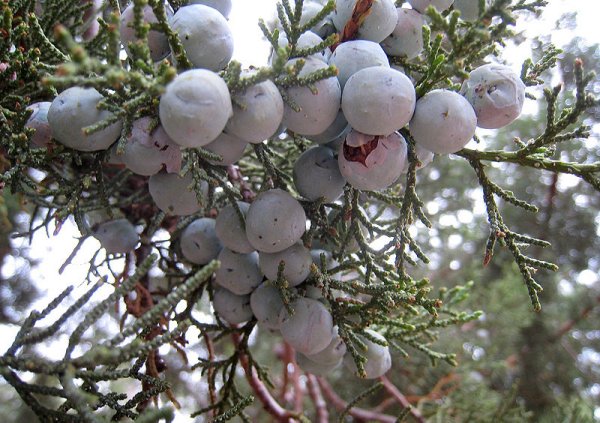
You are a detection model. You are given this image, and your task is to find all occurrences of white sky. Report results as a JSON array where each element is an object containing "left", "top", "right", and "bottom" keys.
[{"left": 228, "top": 0, "right": 600, "bottom": 67}]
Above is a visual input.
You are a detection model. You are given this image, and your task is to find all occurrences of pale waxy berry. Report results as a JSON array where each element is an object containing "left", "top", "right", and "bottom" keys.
[
  {"left": 460, "top": 63, "right": 526, "bottom": 129},
  {"left": 409, "top": 89, "right": 477, "bottom": 154}
]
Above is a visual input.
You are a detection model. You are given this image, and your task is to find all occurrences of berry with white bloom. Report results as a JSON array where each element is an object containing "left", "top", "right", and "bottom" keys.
[
  {"left": 48, "top": 87, "right": 123, "bottom": 152},
  {"left": 279, "top": 297, "right": 335, "bottom": 355},
  {"left": 202, "top": 132, "right": 248, "bottom": 166},
  {"left": 282, "top": 58, "right": 341, "bottom": 136},
  {"left": 25, "top": 102, "right": 52, "bottom": 148},
  {"left": 381, "top": 8, "right": 425, "bottom": 59},
  {"left": 343, "top": 329, "right": 392, "bottom": 379},
  {"left": 338, "top": 130, "right": 408, "bottom": 191},
  {"left": 225, "top": 77, "right": 284, "bottom": 143},
  {"left": 188, "top": 0, "right": 232, "bottom": 18},
  {"left": 212, "top": 287, "right": 253, "bottom": 325},
  {"left": 296, "top": 352, "right": 343, "bottom": 376},
  {"left": 272, "top": 32, "right": 332, "bottom": 64},
  {"left": 246, "top": 189, "right": 307, "bottom": 253},
  {"left": 250, "top": 282, "right": 285, "bottom": 330},
  {"left": 149, "top": 171, "right": 208, "bottom": 216},
  {"left": 409, "top": 89, "right": 477, "bottom": 154},
  {"left": 120, "top": 117, "right": 182, "bottom": 176},
  {"left": 307, "top": 109, "right": 350, "bottom": 145},
  {"left": 310, "top": 249, "right": 341, "bottom": 281},
  {"left": 259, "top": 242, "right": 312, "bottom": 286},
  {"left": 214, "top": 248, "right": 263, "bottom": 295},
  {"left": 342, "top": 67, "right": 416, "bottom": 136},
  {"left": 328, "top": 40, "right": 390, "bottom": 89},
  {"left": 460, "top": 63, "right": 526, "bottom": 129},
  {"left": 215, "top": 202, "right": 255, "bottom": 254},
  {"left": 297, "top": 1, "right": 334, "bottom": 37},
  {"left": 170, "top": 4, "right": 233, "bottom": 71},
  {"left": 293, "top": 146, "right": 347, "bottom": 202},
  {"left": 332, "top": 0, "right": 398, "bottom": 43},
  {"left": 304, "top": 328, "right": 347, "bottom": 365},
  {"left": 120, "top": 3, "right": 172, "bottom": 62},
  {"left": 180, "top": 218, "right": 222, "bottom": 265},
  {"left": 93, "top": 219, "right": 139, "bottom": 254},
  {"left": 401, "top": 143, "right": 435, "bottom": 173},
  {"left": 159, "top": 69, "right": 232, "bottom": 148},
  {"left": 407, "top": 0, "right": 454, "bottom": 13}
]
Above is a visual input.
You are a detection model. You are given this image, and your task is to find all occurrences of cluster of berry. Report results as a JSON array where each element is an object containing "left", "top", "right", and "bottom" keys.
[{"left": 23, "top": 0, "right": 526, "bottom": 378}]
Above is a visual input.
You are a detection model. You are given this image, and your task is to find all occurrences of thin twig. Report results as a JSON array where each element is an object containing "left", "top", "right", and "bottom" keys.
[
  {"left": 549, "top": 296, "right": 600, "bottom": 343},
  {"left": 231, "top": 332, "right": 297, "bottom": 423},
  {"left": 380, "top": 376, "right": 426, "bottom": 423},
  {"left": 306, "top": 374, "right": 329, "bottom": 423},
  {"left": 317, "top": 377, "right": 396, "bottom": 423}
]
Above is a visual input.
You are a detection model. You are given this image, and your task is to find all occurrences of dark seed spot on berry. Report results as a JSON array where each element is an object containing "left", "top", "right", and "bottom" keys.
[{"left": 343, "top": 136, "right": 380, "bottom": 167}]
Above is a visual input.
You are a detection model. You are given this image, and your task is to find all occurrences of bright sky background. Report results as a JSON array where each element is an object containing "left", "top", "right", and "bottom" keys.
[{"left": 1, "top": 0, "right": 600, "bottom": 421}]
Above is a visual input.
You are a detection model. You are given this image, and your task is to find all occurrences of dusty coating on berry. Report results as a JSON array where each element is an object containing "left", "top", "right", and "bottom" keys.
[
  {"left": 342, "top": 67, "right": 416, "bottom": 136},
  {"left": 282, "top": 58, "right": 341, "bottom": 136},
  {"left": 214, "top": 248, "right": 263, "bottom": 295},
  {"left": 215, "top": 202, "right": 255, "bottom": 253},
  {"left": 259, "top": 242, "right": 312, "bottom": 286},
  {"left": 308, "top": 110, "right": 350, "bottom": 144},
  {"left": 180, "top": 218, "right": 222, "bottom": 265},
  {"left": 332, "top": 0, "right": 398, "bottom": 43},
  {"left": 120, "top": 4, "right": 171, "bottom": 62},
  {"left": 25, "top": 102, "right": 52, "bottom": 148},
  {"left": 120, "top": 117, "right": 182, "bottom": 176},
  {"left": 409, "top": 89, "right": 477, "bottom": 154},
  {"left": 225, "top": 77, "right": 284, "bottom": 143},
  {"left": 328, "top": 40, "right": 390, "bottom": 89},
  {"left": 343, "top": 329, "right": 391, "bottom": 378},
  {"left": 304, "top": 328, "right": 347, "bottom": 364},
  {"left": 188, "top": 0, "right": 233, "bottom": 18},
  {"left": 169, "top": 4, "right": 233, "bottom": 71},
  {"left": 48, "top": 86, "right": 123, "bottom": 152},
  {"left": 460, "top": 63, "right": 526, "bottom": 129},
  {"left": 310, "top": 248, "right": 342, "bottom": 281},
  {"left": 148, "top": 171, "right": 208, "bottom": 216},
  {"left": 401, "top": 143, "right": 434, "bottom": 174},
  {"left": 381, "top": 8, "right": 425, "bottom": 59},
  {"left": 273, "top": 32, "right": 332, "bottom": 65},
  {"left": 339, "top": 130, "right": 408, "bottom": 191},
  {"left": 203, "top": 132, "right": 248, "bottom": 166},
  {"left": 159, "top": 69, "right": 233, "bottom": 148},
  {"left": 278, "top": 297, "right": 335, "bottom": 355},
  {"left": 245, "top": 189, "right": 307, "bottom": 253},
  {"left": 296, "top": 352, "right": 343, "bottom": 376},
  {"left": 250, "top": 282, "right": 285, "bottom": 330},
  {"left": 212, "top": 287, "right": 253, "bottom": 325},
  {"left": 93, "top": 219, "right": 139, "bottom": 254},
  {"left": 293, "top": 146, "right": 347, "bottom": 202},
  {"left": 407, "top": 0, "right": 454, "bottom": 13}
]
